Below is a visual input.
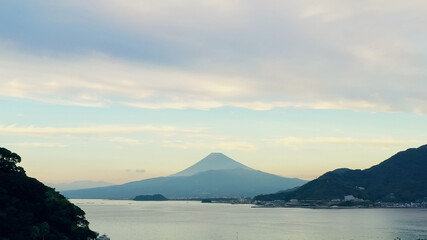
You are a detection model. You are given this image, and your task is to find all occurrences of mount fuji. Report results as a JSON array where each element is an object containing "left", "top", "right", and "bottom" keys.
[{"left": 62, "top": 153, "right": 307, "bottom": 199}]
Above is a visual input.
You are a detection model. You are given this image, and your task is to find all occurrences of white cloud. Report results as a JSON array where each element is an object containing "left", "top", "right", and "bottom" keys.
[
  {"left": 9, "top": 142, "right": 68, "bottom": 148},
  {"left": 273, "top": 137, "right": 423, "bottom": 148},
  {"left": 2, "top": 49, "right": 425, "bottom": 113},
  {"left": 161, "top": 140, "right": 257, "bottom": 151},
  {"left": 296, "top": 0, "right": 427, "bottom": 21},
  {"left": 217, "top": 142, "right": 258, "bottom": 151},
  {"left": 0, "top": 50, "right": 254, "bottom": 108},
  {"left": 0, "top": 124, "right": 203, "bottom": 137},
  {"left": 109, "top": 137, "right": 140, "bottom": 145}
]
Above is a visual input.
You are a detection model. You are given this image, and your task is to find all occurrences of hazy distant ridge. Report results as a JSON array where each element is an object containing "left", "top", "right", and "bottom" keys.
[{"left": 46, "top": 180, "right": 112, "bottom": 191}]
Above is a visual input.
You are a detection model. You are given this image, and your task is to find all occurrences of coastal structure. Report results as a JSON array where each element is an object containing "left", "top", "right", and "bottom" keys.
[{"left": 97, "top": 234, "right": 110, "bottom": 240}]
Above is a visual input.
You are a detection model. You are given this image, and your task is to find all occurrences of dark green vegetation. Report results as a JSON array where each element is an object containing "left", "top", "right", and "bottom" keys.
[
  {"left": 63, "top": 153, "right": 307, "bottom": 199},
  {"left": 134, "top": 194, "right": 168, "bottom": 201},
  {"left": 0, "top": 147, "right": 97, "bottom": 240},
  {"left": 255, "top": 145, "right": 427, "bottom": 202}
]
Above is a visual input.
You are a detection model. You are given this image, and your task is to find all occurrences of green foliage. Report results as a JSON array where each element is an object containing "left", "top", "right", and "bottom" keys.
[{"left": 0, "top": 147, "right": 97, "bottom": 240}]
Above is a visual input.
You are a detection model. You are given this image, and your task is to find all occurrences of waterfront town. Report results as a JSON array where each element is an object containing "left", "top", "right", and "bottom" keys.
[{"left": 252, "top": 195, "right": 427, "bottom": 209}]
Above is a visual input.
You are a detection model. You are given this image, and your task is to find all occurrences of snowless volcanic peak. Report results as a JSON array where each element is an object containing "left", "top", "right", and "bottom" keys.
[{"left": 171, "top": 153, "right": 253, "bottom": 177}]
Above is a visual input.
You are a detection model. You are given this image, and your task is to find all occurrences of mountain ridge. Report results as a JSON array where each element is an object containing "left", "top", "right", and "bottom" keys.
[{"left": 255, "top": 144, "right": 427, "bottom": 202}]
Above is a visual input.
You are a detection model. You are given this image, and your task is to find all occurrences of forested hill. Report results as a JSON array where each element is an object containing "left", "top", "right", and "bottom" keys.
[
  {"left": 0, "top": 147, "right": 97, "bottom": 240},
  {"left": 255, "top": 144, "right": 427, "bottom": 202}
]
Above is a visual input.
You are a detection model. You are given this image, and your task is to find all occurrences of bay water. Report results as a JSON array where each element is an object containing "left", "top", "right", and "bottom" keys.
[{"left": 72, "top": 199, "right": 427, "bottom": 240}]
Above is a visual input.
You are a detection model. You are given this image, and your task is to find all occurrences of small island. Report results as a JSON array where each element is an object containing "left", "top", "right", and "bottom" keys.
[{"left": 134, "top": 194, "right": 168, "bottom": 201}]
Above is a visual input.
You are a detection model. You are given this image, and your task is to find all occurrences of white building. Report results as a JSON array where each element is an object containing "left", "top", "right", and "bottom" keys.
[{"left": 344, "top": 195, "right": 356, "bottom": 201}]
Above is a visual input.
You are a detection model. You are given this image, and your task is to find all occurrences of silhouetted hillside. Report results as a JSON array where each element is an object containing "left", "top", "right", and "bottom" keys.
[
  {"left": 0, "top": 147, "right": 97, "bottom": 240},
  {"left": 255, "top": 145, "right": 427, "bottom": 202}
]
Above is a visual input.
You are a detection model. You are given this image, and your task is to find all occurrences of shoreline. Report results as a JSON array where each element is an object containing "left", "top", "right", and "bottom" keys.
[{"left": 70, "top": 198, "right": 427, "bottom": 209}]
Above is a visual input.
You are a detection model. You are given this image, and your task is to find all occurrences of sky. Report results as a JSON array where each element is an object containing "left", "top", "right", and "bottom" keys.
[{"left": 1, "top": 0, "right": 426, "bottom": 184}]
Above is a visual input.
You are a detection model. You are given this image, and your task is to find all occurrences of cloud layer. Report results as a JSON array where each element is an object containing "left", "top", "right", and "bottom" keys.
[
  {"left": 273, "top": 137, "right": 423, "bottom": 148},
  {"left": 0, "top": 1, "right": 426, "bottom": 113},
  {"left": 0, "top": 124, "right": 202, "bottom": 136}
]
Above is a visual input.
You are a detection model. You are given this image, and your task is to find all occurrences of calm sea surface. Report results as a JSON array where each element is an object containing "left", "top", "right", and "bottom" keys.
[{"left": 72, "top": 199, "right": 427, "bottom": 240}]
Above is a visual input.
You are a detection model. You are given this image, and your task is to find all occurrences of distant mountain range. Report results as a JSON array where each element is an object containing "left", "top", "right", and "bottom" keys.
[
  {"left": 255, "top": 145, "right": 427, "bottom": 202},
  {"left": 62, "top": 153, "right": 307, "bottom": 199},
  {"left": 46, "top": 180, "right": 112, "bottom": 191}
]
